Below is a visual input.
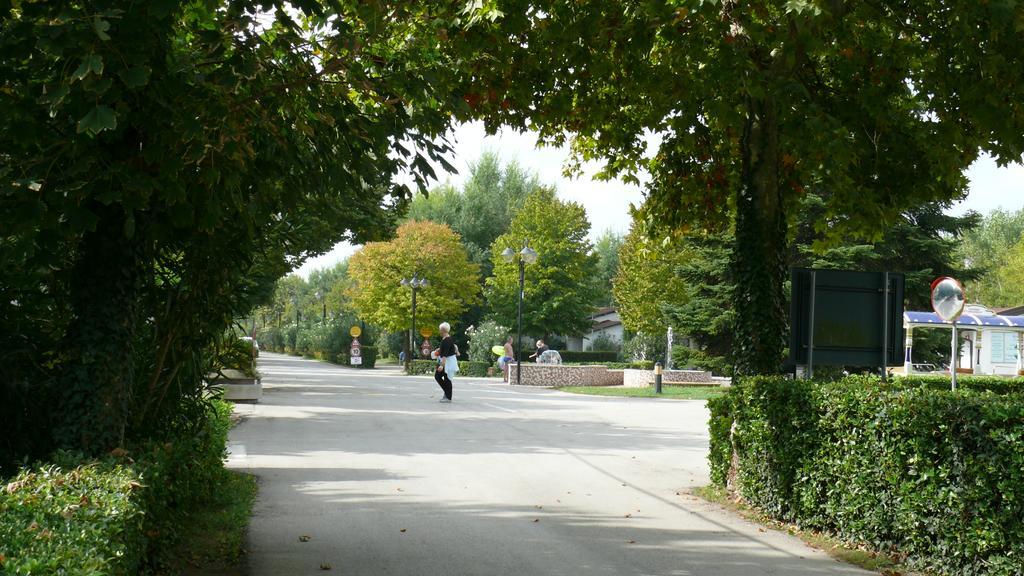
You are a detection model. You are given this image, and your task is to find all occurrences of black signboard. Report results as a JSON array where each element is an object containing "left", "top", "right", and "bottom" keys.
[{"left": 789, "top": 268, "right": 905, "bottom": 368}]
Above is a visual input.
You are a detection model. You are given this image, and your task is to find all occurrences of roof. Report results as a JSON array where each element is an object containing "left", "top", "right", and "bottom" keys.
[
  {"left": 591, "top": 306, "right": 617, "bottom": 318},
  {"left": 904, "top": 310, "right": 1024, "bottom": 329},
  {"left": 591, "top": 319, "right": 622, "bottom": 331},
  {"left": 995, "top": 305, "right": 1024, "bottom": 316}
]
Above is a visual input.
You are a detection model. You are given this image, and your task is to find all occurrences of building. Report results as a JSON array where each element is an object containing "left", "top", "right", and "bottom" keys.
[
  {"left": 903, "top": 304, "right": 1024, "bottom": 376},
  {"left": 563, "top": 307, "right": 625, "bottom": 352}
]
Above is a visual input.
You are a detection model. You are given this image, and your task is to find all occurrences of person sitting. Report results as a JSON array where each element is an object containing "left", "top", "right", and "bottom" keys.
[{"left": 528, "top": 339, "right": 549, "bottom": 362}]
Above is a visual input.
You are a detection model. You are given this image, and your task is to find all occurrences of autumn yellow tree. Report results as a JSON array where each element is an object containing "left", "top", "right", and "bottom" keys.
[{"left": 348, "top": 222, "right": 481, "bottom": 338}]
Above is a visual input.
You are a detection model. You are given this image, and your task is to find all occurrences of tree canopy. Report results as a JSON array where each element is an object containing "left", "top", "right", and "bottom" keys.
[
  {"left": 453, "top": 0, "right": 1024, "bottom": 374},
  {"left": 958, "top": 208, "right": 1024, "bottom": 307},
  {"left": 0, "top": 0, "right": 471, "bottom": 462},
  {"left": 613, "top": 226, "right": 689, "bottom": 336},
  {"left": 347, "top": 221, "right": 481, "bottom": 335},
  {"left": 487, "top": 187, "right": 600, "bottom": 338}
]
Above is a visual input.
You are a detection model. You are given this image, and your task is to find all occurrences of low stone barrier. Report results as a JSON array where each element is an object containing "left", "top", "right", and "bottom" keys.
[
  {"left": 511, "top": 363, "right": 623, "bottom": 387},
  {"left": 622, "top": 368, "right": 715, "bottom": 388}
]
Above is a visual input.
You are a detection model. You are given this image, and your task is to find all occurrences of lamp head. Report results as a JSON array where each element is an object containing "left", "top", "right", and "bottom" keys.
[
  {"left": 520, "top": 246, "right": 538, "bottom": 264},
  {"left": 400, "top": 278, "right": 410, "bottom": 287},
  {"left": 501, "top": 247, "right": 515, "bottom": 263}
]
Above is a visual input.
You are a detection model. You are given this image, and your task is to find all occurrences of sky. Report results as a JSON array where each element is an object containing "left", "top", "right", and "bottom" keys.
[{"left": 296, "top": 122, "right": 1024, "bottom": 277}]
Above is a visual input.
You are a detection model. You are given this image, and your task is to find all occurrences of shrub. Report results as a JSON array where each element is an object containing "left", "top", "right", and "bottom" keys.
[
  {"left": 604, "top": 361, "right": 655, "bottom": 370},
  {"left": 673, "top": 347, "right": 733, "bottom": 376},
  {"left": 458, "top": 361, "right": 491, "bottom": 377},
  {"left": 714, "top": 376, "right": 1024, "bottom": 575},
  {"left": 557, "top": 350, "right": 619, "bottom": 363},
  {"left": 334, "top": 346, "right": 378, "bottom": 369},
  {"left": 0, "top": 459, "right": 147, "bottom": 574},
  {"left": 588, "top": 332, "right": 622, "bottom": 352},
  {"left": 466, "top": 320, "right": 510, "bottom": 363},
  {"left": 0, "top": 400, "right": 233, "bottom": 574},
  {"left": 406, "top": 360, "right": 437, "bottom": 375}
]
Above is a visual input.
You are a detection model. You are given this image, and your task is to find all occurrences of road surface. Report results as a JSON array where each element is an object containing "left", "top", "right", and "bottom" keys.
[{"left": 227, "top": 352, "right": 868, "bottom": 576}]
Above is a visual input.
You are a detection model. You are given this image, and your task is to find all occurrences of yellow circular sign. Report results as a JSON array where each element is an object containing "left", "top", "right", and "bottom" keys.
[
  {"left": 349, "top": 326, "right": 362, "bottom": 337},
  {"left": 420, "top": 327, "right": 433, "bottom": 338}
]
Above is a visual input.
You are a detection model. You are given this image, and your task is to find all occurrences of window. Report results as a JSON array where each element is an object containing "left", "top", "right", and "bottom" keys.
[{"left": 989, "top": 332, "right": 1020, "bottom": 364}]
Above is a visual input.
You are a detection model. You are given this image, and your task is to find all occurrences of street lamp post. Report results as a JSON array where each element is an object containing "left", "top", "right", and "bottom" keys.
[
  {"left": 401, "top": 275, "right": 429, "bottom": 371},
  {"left": 502, "top": 241, "right": 538, "bottom": 385}
]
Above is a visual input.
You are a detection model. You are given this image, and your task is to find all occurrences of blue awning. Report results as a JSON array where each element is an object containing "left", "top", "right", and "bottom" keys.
[{"left": 904, "top": 311, "right": 1024, "bottom": 328}]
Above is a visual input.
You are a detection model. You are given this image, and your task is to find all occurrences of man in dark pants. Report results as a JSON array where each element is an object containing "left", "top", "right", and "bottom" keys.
[{"left": 433, "top": 322, "right": 457, "bottom": 402}]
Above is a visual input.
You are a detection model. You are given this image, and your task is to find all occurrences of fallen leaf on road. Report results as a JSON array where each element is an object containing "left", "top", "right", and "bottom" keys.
[
  {"left": 400, "top": 528, "right": 407, "bottom": 533},
  {"left": 758, "top": 528, "right": 766, "bottom": 533},
  {"left": 535, "top": 505, "right": 543, "bottom": 509},
  {"left": 532, "top": 518, "right": 540, "bottom": 523},
  {"left": 624, "top": 514, "right": 632, "bottom": 518},
  {"left": 626, "top": 540, "right": 636, "bottom": 544},
  {"left": 396, "top": 488, "right": 404, "bottom": 492},
  {"left": 299, "top": 535, "right": 311, "bottom": 542},
  {"left": 320, "top": 562, "right": 331, "bottom": 570},
  {"left": 621, "top": 483, "right": 627, "bottom": 487}
]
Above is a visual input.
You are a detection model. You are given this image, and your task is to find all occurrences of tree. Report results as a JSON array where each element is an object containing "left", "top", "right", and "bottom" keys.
[
  {"left": 991, "top": 237, "right": 1024, "bottom": 309},
  {"left": 487, "top": 188, "right": 600, "bottom": 338},
  {"left": 406, "top": 152, "right": 541, "bottom": 276},
  {"left": 958, "top": 208, "right": 1024, "bottom": 307},
  {"left": 613, "top": 226, "right": 689, "bottom": 336},
  {"left": 454, "top": 0, "right": 1024, "bottom": 375},
  {"left": 592, "top": 230, "right": 624, "bottom": 307},
  {"left": 0, "top": 1, "right": 469, "bottom": 460},
  {"left": 347, "top": 221, "right": 481, "bottom": 338}
]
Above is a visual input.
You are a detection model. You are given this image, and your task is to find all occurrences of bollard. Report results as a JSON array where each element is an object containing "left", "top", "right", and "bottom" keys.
[{"left": 654, "top": 362, "right": 663, "bottom": 394}]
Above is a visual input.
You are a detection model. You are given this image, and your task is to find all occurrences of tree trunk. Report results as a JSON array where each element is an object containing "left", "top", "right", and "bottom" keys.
[
  {"left": 54, "top": 206, "right": 143, "bottom": 453},
  {"left": 732, "top": 97, "right": 788, "bottom": 376}
]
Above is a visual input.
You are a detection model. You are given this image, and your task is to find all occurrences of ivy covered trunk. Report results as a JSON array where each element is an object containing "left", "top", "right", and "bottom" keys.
[
  {"left": 732, "top": 98, "right": 787, "bottom": 376},
  {"left": 54, "top": 206, "right": 145, "bottom": 452}
]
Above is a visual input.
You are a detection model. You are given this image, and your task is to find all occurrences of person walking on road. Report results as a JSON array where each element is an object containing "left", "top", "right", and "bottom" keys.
[{"left": 433, "top": 322, "right": 458, "bottom": 402}]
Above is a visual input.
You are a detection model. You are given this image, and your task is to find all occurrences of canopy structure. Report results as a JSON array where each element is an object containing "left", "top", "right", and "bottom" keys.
[{"left": 902, "top": 305, "right": 1024, "bottom": 376}]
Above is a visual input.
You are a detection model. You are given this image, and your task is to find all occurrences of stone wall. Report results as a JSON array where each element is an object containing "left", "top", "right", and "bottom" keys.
[
  {"left": 511, "top": 363, "right": 624, "bottom": 387},
  {"left": 622, "top": 369, "right": 714, "bottom": 388}
]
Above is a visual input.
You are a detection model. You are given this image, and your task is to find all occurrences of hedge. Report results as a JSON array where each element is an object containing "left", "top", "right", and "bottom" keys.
[
  {"left": 557, "top": 350, "right": 619, "bottom": 363},
  {"left": 404, "top": 359, "right": 492, "bottom": 377},
  {"left": 332, "top": 345, "right": 378, "bottom": 369},
  {"left": 711, "top": 376, "right": 1024, "bottom": 575},
  {"left": 0, "top": 400, "right": 233, "bottom": 574}
]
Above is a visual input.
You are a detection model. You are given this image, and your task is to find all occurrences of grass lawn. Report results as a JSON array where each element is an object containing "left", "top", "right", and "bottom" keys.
[
  {"left": 167, "top": 469, "right": 257, "bottom": 576},
  {"left": 691, "top": 485, "right": 914, "bottom": 574},
  {"left": 555, "top": 385, "right": 727, "bottom": 400}
]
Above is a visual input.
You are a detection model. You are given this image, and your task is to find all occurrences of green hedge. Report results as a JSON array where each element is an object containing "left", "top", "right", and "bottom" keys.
[
  {"left": 404, "top": 359, "right": 492, "bottom": 377},
  {"left": 0, "top": 400, "right": 233, "bottom": 574},
  {"left": 557, "top": 350, "right": 620, "bottom": 363},
  {"left": 712, "top": 376, "right": 1024, "bottom": 575},
  {"left": 406, "top": 359, "right": 437, "bottom": 375},
  {"left": 333, "top": 346, "right": 378, "bottom": 369},
  {"left": 458, "top": 360, "right": 491, "bottom": 377},
  {"left": 604, "top": 361, "right": 656, "bottom": 370}
]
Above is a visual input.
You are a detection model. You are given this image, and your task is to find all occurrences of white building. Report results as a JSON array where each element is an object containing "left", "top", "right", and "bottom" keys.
[
  {"left": 903, "top": 304, "right": 1024, "bottom": 376},
  {"left": 563, "top": 307, "right": 625, "bottom": 352}
]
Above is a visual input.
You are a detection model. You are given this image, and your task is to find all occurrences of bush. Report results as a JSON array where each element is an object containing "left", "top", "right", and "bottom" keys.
[
  {"left": 713, "top": 376, "right": 1024, "bottom": 575},
  {"left": 673, "top": 347, "right": 732, "bottom": 376},
  {"left": 588, "top": 332, "right": 622, "bottom": 352},
  {"left": 334, "top": 345, "right": 378, "bottom": 369},
  {"left": 604, "top": 361, "right": 655, "bottom": 370},
  {"left": 406, "top": 360, "right": 437, "bottom": 375},
  {"left": 466, "top": 320, "right": 510, "bottom": 363},
  {"left": 458, "top": 361, "right": 491, "bottom": 377},
  {"left": 0, "top": 400, "right": 233, "bottom": 574},
  {"left": 557, "top": 350, "right": 619, "bottom": 363}
]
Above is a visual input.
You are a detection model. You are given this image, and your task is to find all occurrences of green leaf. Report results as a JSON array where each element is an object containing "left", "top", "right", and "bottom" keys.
[
  {"left": 76, "top": 105, "right": 117, "bottom": 136},
  {"left": 93, "top": 16, "right": 111, "bottom": 41},
  {"left": 118, "top": 66, "right": 151, "bottom": 89},
  {"left": 72, "top": 54, "right": 104, "bottom": 81}
]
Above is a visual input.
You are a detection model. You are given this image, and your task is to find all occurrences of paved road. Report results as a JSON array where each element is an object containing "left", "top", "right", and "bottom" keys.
[{"left": 228, "top": 353, "right": 868, "bottom": 576}]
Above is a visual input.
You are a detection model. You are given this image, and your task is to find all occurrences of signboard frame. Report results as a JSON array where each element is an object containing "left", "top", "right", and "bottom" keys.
[{"left": 789, "top": 268, "right": 905, "bottom": 372}]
